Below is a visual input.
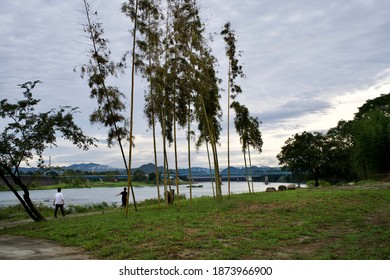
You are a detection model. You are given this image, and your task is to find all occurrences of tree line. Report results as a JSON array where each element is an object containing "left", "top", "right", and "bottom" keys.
[
  {"left": 277, "top": 93, "right": 390, "bottom": 186},
  {"left": 0, "top": 0, "right": 263, "bottom": 221},
  {"left": 77, "top": 0, "right": 263, "bottom": 211}
]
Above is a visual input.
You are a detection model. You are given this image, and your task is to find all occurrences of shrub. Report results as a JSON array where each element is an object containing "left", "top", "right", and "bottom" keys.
[{"left": 306, "top": 180, "right": 331, "bottom": 187}]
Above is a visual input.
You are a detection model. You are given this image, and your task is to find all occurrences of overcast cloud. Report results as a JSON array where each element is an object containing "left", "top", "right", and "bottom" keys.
[{"left": 1, "top": 0, "right": 390, "bottom": 169}]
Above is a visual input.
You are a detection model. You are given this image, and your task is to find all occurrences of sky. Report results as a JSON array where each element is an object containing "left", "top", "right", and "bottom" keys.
[{"left": 1, "top": 0, "right": 390, "bottom": 169}]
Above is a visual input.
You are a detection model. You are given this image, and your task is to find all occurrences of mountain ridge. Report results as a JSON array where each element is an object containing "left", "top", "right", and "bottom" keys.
[
  {"left": 19, "top": 162, "right": 281, "bottom": 174},
  {"left": 62, "top": 162, "right": 281, "bottom": 173}
]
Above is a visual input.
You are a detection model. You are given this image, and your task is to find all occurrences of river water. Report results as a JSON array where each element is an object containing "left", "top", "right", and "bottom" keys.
[{"left": 0, "top": 181, "right": 301, "bottom": 208}]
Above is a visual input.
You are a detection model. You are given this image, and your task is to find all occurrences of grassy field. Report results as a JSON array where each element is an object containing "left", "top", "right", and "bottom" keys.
[{"left": 1, "top": 185, "right": 389, "bottom": 260}]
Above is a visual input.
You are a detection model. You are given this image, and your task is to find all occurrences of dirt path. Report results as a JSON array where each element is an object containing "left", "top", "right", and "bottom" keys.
[
  {"left": 0, "top": 217, "right": 92, "bottom": 260},
  {"left": 0, "top": 210, "right": 120, "bottom": 260},
  {"left": 0, "top": 234, "right": 90, "bottom": 260}
]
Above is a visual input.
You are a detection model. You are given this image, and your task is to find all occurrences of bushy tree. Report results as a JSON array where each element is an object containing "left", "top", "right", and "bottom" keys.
[
  {"left": 0, "top": 81, "right": 95, "bottom": 221},
  {"left": 133, "top": 169, "right": 147, "bottom": 181},
  {"left": 277, "top": 131, "right": 325, "bottom": 187},
  {"left": 277, "top": 94, "right": 390, "bottom": 184},
  {"left": 338, "top": 99, "right": 390, "bottom": 180},
  {"left": 322, "top": 126, "right": 355, "bottom": 183}
]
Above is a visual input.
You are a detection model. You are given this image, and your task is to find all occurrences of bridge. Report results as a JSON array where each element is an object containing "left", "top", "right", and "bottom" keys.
[
  {"left": 7, "top": 167, "right": 291, "bottom": 184},
  {"left": 175, "top": 167, "right": 291, "bottom": 182}
]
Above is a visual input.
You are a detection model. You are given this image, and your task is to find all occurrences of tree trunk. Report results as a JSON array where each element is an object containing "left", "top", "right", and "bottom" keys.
[
  {"left": 125, "top": 0, "right": 140, "bottom": 217},
  {"left": 147, "top": 7, "right": 160, "bottom": 207},
  {"left": 163, "top": 135, "right": 171, "bottom": 204},
  {"left": 0, "top": 173, "right": 46, "bottom": 222},
  {"left": 199, "top": 95, "right": 222, "bottom": 199},
  {"left": 187, "top": 102, "right": 193, "bottom": 204},
  {"left": 206, "top": 141, "right": 215, "bottom": 198},
  {"left": 243, "top": 150, "right": 251, "bottom": 193},
  {"left": 227, "top": 60, "right": 231, "bottom": 197},
  {"left": 83, "top": 0, "right": 137, "bottom": 213},
  {"left": 173, "top": 100, "right": 180, "bottom": 208},
  {"left": 151, "top": 102, "right": 161, "bottom": 206},
  {"left": 315, "top": 167, "right": 320, "bottom": 187},
  {"left": 247, "top": 146, "right": 255, "bottom": 193}
]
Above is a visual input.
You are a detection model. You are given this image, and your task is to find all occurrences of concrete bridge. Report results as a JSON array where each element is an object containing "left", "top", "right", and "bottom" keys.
[
  {"left": 2, "top": 167, "right": 291, "bottom": 185},
  {"left": 73, "top": 167, "right": 292, "bottom": 181},
  {"left": 176, "top": 167, "right": 291, "bottom": 182}
]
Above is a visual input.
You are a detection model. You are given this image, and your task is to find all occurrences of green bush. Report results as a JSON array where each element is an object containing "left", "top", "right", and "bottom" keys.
[{"left": 306, "top": 180, "right": 331, "bottom": 187}]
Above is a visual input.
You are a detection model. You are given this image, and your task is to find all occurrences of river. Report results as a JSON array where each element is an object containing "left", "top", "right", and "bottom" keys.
[{"left": 0, "top": 181, "right": 301, "bottom": 208}]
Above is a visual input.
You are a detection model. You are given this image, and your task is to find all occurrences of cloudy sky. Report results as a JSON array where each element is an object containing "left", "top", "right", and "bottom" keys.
[{"left": 1, "top": 0, "right": 390, "bottom": 169}]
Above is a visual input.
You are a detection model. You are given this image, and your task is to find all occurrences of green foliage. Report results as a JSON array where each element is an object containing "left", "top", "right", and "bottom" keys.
[
  {"left": 278, "top": 93, "right": 390, "bottom": 184},
  {"left": 231, "top": 101, "right": 263, "bottom": 152},
  {"left": 66, "top": 202, "right": 109, "bottom": 214},
  {"left": 122, "top": 0, "right": 224, "bottom": 199},
  {"left": 78, "top": 0, "right": 128, "bottom": 147},
  {"left": 148, "top": 171, "right": 157, "bottom": 182},
  {"left": 221, "top": 21, "right": 245, "bottom": 98},
  {"left": 335, "top": 94, "right": 390, "bottom": 180},
  {"left": 354, "top": 93, "right": 390, "bottom": 119},
  {"left": 277, "top": 131, "right": 325, "bottom": 186},
  {"left": 0, "top": 81, "right": 95, "bottom": 170},
  {"left": 0, "top": 204, "right": 33, "bottom": 221},
  {"left": 349, "top": 110, "right": 389, "bottom": 178},
  {"left": 79, "top": 0, "right": 138, "bottom": 212},
  {"left": 0, "top": 81, "right": 95, "bottom": 221},
  {"left": 133, "top": 169, "right": 146, "bottom": 181},
  {"left": 0, "top": 202, "right": 111, "bottom": 221},
  {"left": 306, "top": 180, "right": 331, "bottom": 187}
]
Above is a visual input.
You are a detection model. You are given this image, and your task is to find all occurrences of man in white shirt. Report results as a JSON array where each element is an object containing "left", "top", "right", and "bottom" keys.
[{"left": 53, "top": 188, "right": 65, "bottom": 218}]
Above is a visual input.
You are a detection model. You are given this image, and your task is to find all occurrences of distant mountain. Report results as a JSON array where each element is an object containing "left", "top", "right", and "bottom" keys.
[
  {"left": 220, "top": 165, "right": 282, "bottom": 175},
  {"left": 64, "top": 163, "right": 164, "bottom": 174},
  {"left": 137, "top": 163, "right": 164, "bottom": 174},
  {"left": 19, "top": 162, "right": 280, "bottom": 175},
  {"left": 64, "top": 163, "right": 121, "bottom": 172}
]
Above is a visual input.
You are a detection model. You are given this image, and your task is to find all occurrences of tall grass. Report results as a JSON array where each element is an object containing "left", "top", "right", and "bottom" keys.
[{"left": 0, "top": 202, "right": 113, "bottom": 221}]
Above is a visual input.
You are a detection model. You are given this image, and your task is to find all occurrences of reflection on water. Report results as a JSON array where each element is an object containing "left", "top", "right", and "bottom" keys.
[{"left": 0, "top": 182, "right": 303, "bottom": 207}]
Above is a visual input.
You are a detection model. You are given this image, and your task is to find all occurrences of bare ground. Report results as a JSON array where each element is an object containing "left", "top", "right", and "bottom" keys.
[
  {"left": 0, "top": 216, "right": 92, "bottom": 260},
  {"left": 0, "top": 234, "right": 90, "bottom": 260}
]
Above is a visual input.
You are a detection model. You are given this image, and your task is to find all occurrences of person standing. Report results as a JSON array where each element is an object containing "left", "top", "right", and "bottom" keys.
[
  {"left": 115, "top": 187, "right": 128, "bottom": 208},
  {"left": 53, "top": 188, "right": 65, "bottom": 218}
]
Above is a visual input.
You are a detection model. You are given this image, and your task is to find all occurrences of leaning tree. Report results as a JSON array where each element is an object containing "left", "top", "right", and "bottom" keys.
[
  {"left": 0, "top": 81, "right": 95, "bottom": 221},
  {"left": 231, "top": 101, "right": 263, "bottom": 193},
  {"left": 79, "top": 0, "right": 138, "bottom": 213}
]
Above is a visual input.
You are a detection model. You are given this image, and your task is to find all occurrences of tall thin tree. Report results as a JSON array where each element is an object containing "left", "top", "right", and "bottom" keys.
[
  {"left": 127, "top": 0, "right": 163, "bottom": 206},
  {"left": 194, "top": 48, "right": 223, "bottom": 199},
  {"left": 79, "top": 0, "right": 137, "bottom": 211},
  {"left": 231, "top": 101, "right": 263, "bottom": 193},
  {"left": 221, "top": 22, "right": 245, "bottom": 197}
]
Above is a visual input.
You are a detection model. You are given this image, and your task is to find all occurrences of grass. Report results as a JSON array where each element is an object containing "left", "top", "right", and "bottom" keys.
[
  {"left": 0, "top": 202, "right": 114, "bottom": 221},
  {"left": 0, "top": 185, "right": 389, "bottom": 260}
]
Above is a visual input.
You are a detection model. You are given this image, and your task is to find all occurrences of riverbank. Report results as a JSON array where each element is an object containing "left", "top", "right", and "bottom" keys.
[
  {"left": 1, "top": 183, "right": 389, "bottom": 260},
  {"left": 0, "top": 181, "right": 290, "bottom": 209},
  {"left": 0, "top": 180, "right": 158, "bottom": 192}
]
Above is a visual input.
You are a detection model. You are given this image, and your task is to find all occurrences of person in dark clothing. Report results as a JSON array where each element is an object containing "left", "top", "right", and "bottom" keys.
[{"left": 115, "top": 187, "right": 128, "bottom": 208}]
